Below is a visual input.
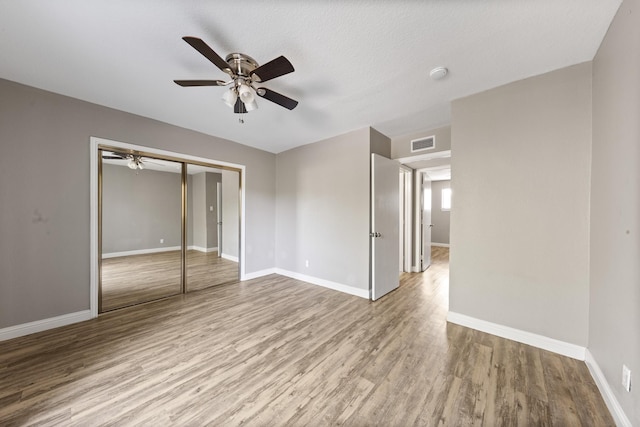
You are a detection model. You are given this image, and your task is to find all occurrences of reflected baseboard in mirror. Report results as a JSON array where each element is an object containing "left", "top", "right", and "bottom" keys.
[{"left": 101, "top": 250, "right": 239, "bottom": 312}]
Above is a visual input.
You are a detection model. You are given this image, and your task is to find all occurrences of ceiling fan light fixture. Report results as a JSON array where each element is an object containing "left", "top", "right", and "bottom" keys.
[
  {"left": 222, "top": 88, "right": 237, "bottom": 108},
  {"left": 244, "top": 98, "right": 258, "bottom": 111},
  {"left": 238, "top": 83, "right": 255, "bottom": 104},
  {"left": 127, "top": 155, "right": 145, "bottom": 170}
]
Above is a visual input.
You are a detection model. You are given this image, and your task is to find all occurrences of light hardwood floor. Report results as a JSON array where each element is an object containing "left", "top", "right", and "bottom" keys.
[
  {"left": 101, "top": 250, "right": 238, "bottom": 311},
  {"left": 1, "top": 248, "right": 613, "bottom": 426}
]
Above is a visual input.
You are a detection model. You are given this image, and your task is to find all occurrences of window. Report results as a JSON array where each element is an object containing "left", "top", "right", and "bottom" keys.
[{"left": 441, "top": 188, "right": 451, "bottom": 211}]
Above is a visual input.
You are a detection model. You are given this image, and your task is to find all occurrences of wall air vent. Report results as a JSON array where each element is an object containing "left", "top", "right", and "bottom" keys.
[{"left": 411, "top": 135, "right": 435, "bottom": 152}]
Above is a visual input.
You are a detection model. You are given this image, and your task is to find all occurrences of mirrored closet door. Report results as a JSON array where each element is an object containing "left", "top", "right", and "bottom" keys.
[
  {"left": 99, "top": 151, "right": 183, "bottom": 312},
  {"left": 98, "top": 147, "right": 242, "bottom": 313},
  {"left": 185, "top": 165, "right": 240, "bottom": 291}
]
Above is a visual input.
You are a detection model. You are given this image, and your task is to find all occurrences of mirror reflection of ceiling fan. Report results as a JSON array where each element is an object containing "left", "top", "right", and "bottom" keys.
[{"left": 102, "top": 152, "right": 166, "bottom": 170}]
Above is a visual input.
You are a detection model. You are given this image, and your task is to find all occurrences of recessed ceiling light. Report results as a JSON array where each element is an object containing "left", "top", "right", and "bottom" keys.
[{"left": 430, "top": 67, "right": 448, "bottom": 81}]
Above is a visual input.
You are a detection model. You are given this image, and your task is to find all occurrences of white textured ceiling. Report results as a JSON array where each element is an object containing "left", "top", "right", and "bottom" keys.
[{"left": 0, "top": 0, "right": 621, "bottom": 153}]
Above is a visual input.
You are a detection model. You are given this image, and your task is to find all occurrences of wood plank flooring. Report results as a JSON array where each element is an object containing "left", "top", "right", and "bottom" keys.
[
  {"left": 1, "top": 248, "right": 613, "bottom": 426},
  {"left": 101, "top": 250, "right": 238, "bottom": 311}
]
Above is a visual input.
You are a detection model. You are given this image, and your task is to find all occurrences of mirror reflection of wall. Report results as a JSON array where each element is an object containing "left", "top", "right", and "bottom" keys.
[
  {"left": 100, "top": 154, "right": 182, "bottom": 311},
  {"left": 185, "top": 165, "right": 239, "bottom": 292}
]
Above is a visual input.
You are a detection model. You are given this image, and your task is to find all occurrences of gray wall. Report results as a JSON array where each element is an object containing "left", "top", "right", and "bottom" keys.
[
  {"left": 391, "top": 125, "right": 451, "bottom": 159},
  {"left": 221, "top": 170, "right": 239, "bottom": 259},
  {"left": 430, "top": 180, "right": 451, "bottom": 245},
  {"left": 0, "top": 78, "right": 275, "bottom": 328},
  {"left": 591, "top": 0, "right": 640, "bottom": 422},
  {"left": 450, "top": 62, "right": 592, "bottom": 346},
  {"left": 370, "top": 127, "right": 392, "bottom": 158},
  {"left": 103, "top": 166, "right": 224, "bottom": 254},
  {"left": 276, "top": 128, "right": 372, "bottom": 291},
  {"left": 102, "top": 164, "right": 182, "bottom": 254}
]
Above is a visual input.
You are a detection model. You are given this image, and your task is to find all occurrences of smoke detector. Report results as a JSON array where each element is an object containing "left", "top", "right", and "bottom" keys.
[{"left": 430, "top": 67, "right": 448, "bottom": 81}]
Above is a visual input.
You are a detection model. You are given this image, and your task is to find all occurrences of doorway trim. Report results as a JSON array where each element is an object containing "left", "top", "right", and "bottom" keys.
[
  {"left": 89, "top": 136, "right": 246, "bottom": 318},
  {"left": 399, "top": 166, "right": 413, "bottom": 273}
]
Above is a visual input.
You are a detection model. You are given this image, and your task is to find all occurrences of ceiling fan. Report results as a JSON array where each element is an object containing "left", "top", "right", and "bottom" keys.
[
  {"left": 174, "top": 36, "right": 298, "bottom": 118},
  {"left": 102, "top": 152, "right": 153, "bottom": 170}
]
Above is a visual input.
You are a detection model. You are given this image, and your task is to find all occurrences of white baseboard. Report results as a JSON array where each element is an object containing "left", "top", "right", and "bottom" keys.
[
  {"left": 431, "top": 242, "right": 450, "bottom": 248},
  {"left": 447, "top": 311, "right": 586, "bottom": 360},
  {"left": 585, "top": 350, "right": 632, "bottom": 427},
  {"left": 102, "top": 246, "right": 181, "bottom": 259},
  {"left": 274, "top": 268, "right": 369, "bottom": 299},
  {"left": 188, "top": 245, "right": 218, "bottom": 253},
  {"left": 0, "top": 310, "right": 93, "bottom": 342},
  {"left": 221, "top": 253, "right": 239, "bottom": 262},
  {"left": 242, "top": 268, "right": 277, "bottom": 281}
]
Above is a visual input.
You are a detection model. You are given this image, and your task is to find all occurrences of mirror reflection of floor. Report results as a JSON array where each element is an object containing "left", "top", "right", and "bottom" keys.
[
  {"left": 186, "top": 250, "right": 239, "bottom": 291},
  {"left": 100, "top": 250, "right": 238, "bottom": 312}
]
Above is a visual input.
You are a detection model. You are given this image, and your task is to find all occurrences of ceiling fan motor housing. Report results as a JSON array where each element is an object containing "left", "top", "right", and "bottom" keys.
[{"left": 226, "top": 53, "right": 259, "bottom": 79}]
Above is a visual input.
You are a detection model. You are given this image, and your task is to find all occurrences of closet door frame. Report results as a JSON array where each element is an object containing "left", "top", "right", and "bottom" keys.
[{"left": 90, "top": 136, "right": 246, "bottom": 317}]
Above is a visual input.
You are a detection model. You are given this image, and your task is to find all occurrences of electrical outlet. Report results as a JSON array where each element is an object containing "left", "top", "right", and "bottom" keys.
[
  {"left": 160, "top": 238, "right": 164, "bottom": 244},
  {"left": 305, "top": 260, "right": 309, "bottom": 268},
  {"left": 622, "top": 365, "right": 632, "bottom": 392}
]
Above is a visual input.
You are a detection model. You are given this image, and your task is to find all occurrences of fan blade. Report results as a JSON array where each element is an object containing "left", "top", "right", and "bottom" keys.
[
  {"left": 250, "top": 56, "right": 294, "bottom": 82},
  {"left": 182, "top": 36, "right": 231, "bottom": 73},
  {"left": 256, "top": 87, "right": 298, "bottom": 110},
  {"left": 234, "top": 98, "right": 247, "bottom": 114},
  {"left": 102, "top": 151, "right": 127, "bottom": 159},
  {"left": 174, "top": 80, "right": 226, "bottom": 87}
]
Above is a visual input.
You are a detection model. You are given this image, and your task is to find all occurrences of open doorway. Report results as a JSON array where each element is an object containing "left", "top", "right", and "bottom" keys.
[
  {"left": 416, "top": 171, "right": 432, "bottom": 272},
  {"left": 395, "top": 149, "right": 451, "bottom": 273},
  {"left": 430, "top": 179, "right": 451, "bottom": 249}
]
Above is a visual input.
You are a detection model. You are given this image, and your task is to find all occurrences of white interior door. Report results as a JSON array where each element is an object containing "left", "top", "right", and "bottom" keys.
[
  {"left": 371, "top": 154, "right": 400, "bottom": 301},
  {"left": 421, "top": 173, "right": 432, "bottom": 271}
]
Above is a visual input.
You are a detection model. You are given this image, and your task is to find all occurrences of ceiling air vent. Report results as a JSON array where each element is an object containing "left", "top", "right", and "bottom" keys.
[{"left": 411, "top": 135, "right": 435, "bottom": 152}]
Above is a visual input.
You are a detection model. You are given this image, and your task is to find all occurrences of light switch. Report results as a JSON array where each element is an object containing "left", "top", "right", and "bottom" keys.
[{"left": 210, "top": 206, "right": 213, "bottom": 212}]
